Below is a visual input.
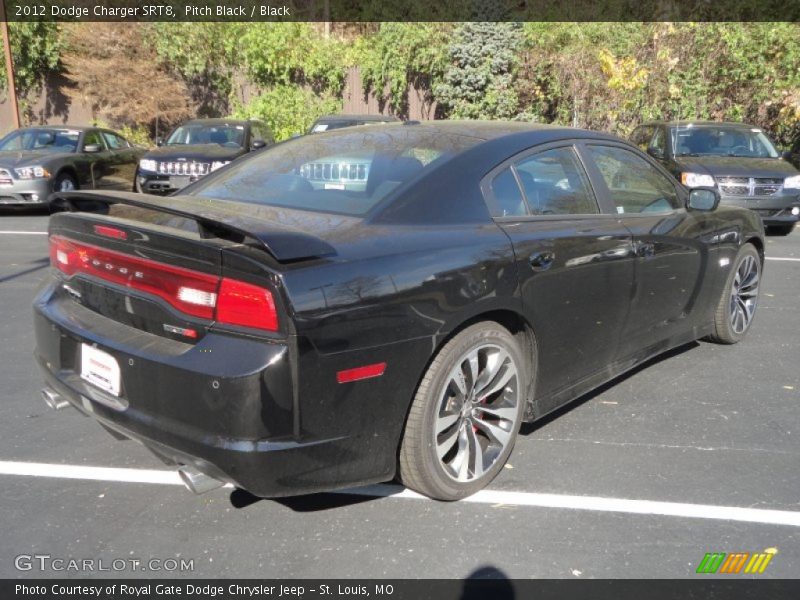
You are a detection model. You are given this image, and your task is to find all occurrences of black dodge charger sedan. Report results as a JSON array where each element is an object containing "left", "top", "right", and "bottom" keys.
[
  {"left": 631, "top": 120, "right": 800, "bottom": 235},
  {"left": 35, "top": 122, "right": 764, "bottom": 501}
]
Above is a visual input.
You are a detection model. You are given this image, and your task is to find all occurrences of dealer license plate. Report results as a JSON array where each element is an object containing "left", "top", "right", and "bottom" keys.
[{"left": 80, "top": 344, "right": 121, "bottom": 397}]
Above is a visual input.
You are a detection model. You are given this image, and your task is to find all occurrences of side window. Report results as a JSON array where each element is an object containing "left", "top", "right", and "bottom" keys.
[
  {"left": 488, "top": 167, "right": 527, "bottom": 217},
  {"left": 587, "top": 145, "right": 680, "bottom": 214},
  {"left": 258, "top": 123, "right": 275, "bottom": 143},
  {"left": 515, "top": 147, "right": 598, "bottom": 215},
  {"left": 82, "top": 130, "right": 105, "bottom": 150},
  {"left": 102, "top": 132, "right": 128, "bottom": 149},
  {"left": 250, "top": 123, "right": 275, "bottom": 145},
  {"left": 631, "top": 126, "right": 653, "bottom": 151},
  {"left": 651, "top": 128, "right": 666, "bottom": 154}
]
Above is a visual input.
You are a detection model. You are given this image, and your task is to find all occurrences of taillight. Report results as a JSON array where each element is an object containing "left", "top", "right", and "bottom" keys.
[
  {"left": 216, "top": 277, "right": 279, "bottom": 332},
  {"left": 49, "top": 235, "right": 279, "bottom": 332}
]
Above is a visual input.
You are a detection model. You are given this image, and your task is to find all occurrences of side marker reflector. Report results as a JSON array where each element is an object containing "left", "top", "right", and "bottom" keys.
[{"left": 336, "top": 362, "right": 387, "bottom": 384}]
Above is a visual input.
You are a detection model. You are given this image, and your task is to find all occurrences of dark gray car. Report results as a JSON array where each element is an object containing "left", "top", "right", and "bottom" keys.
[
  {"left": 631, "top": 121, "right": 800, "bottom": 235},
  {"left": 0, "top": 126, "right": 144, "bottom": 209}
]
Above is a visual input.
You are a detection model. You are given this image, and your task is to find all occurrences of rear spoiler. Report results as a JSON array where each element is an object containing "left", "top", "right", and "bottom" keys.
[{"left": 50, "top": 191, "right": 337, "bottom": 262}]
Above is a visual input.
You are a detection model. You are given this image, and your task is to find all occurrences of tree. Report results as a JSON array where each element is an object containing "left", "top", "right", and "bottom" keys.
[
  {"left": 0, "top": 22, "right": 64, "bottom": 119},
  {"left": 61, "top": 23, "right": 193, "bottom": 130},
  {"left": 359, "top": 23, "right": 451, "bottom": 117},
  {"left": 435, "top": 22, "right": 524, "bottom": 120}
]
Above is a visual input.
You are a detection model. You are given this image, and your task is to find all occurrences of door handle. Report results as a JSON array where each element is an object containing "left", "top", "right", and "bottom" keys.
[{"left": 529, "top": 251, "right": 555, "bottom": 271}]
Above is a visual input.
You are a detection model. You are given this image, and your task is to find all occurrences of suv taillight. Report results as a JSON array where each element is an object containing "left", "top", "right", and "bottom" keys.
[{"left": 49, "top": 235, "right": 279, "bottom": 332}]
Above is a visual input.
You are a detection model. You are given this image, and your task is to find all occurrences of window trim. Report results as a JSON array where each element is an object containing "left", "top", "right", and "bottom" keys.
[
  {"left": 576, "top": 140, "right": 688, "bottom": 217},
  {"left": 481, "top": 140, "right": 604, "bottom": 221}
]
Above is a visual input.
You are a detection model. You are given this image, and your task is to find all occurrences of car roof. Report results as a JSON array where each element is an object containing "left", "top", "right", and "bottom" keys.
[
  {"left": 640, "top": 120, "right": 760, "bottom": 129},
  {"left": 180, "top": 118, "right": 252, "bottom": 127},
  {"left": 315, "top": 114, "right": 401, "bottom": 123},
  {"left": 342, "top": 120, "right": 621, "bottom": 144},
  {"left": 17, "top": 126, "right": 94, "bottom": 132}
]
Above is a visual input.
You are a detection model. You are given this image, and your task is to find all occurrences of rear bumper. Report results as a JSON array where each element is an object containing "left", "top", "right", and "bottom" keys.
[{"left": 33, "top": 279, "right": 394, "bottom": 497}]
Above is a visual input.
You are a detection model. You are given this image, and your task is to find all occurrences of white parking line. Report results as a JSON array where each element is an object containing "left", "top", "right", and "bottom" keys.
[
  {"left": 766, "top": 257, "right": 800, "bottom": 262},
  {"left": 0, "top": 460, "right": 182, "bottom": 486},
  {"left": 0, "top": 231, "right": 47, "bottom": 235},
  {"left": 1, "top": 460, "right": 799, "bottom": 527}
]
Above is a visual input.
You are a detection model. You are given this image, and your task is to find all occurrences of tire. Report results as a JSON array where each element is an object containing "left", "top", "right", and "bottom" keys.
[
  {"left": 133, "top": 169, "right": 144, "bottom": 193},
  {"left": 398, "top": 322, "right": 528, "bottom": 500},
  {"left": 767, "top": 224, "right": 795, "bottom": 236},
  {"left": 706, "top": 243, "right": 761, "bottom": 344},
  {"left": 53, "top": 172, "right": 78, "bottom": 193}
]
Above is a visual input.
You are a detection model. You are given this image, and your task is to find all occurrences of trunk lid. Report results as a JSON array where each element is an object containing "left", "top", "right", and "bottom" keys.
[{"left": 47, "top": 190, "right": 332, "bottom": 341}]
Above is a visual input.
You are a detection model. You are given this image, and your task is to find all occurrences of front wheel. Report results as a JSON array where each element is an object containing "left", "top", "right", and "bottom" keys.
[
  {"left": 53, "top": 172, "right": 77, "bottom": 193},
  {"left": 398, "top": 322, "right": 528, "bottom": 500},
  {"left": 706, "top": 243, "right": 761, "bottom": 344}
]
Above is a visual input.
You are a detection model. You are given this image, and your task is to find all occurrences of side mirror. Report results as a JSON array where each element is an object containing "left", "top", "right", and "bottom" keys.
[
  {"left": 647, "top": 147, "right": 665, "bottom": 160},
  {"left": 687, "top": 187, "right": 719, "bottom": 212},
  {"left": 250, "top": 139, "right": 267, "bottom": 150},
  {"left": 83, "top": 144, "right": 101, "bottom": 153},
  {"left": 781, "top": 150, "right": 793, "bottom": 160},
  {"left": 155, "top": 137, "right": 164, "bottom": 147}
]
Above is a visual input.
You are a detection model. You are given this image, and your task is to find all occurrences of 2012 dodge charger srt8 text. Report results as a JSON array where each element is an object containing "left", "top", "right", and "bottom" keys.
[{"left": 34, "top": 122, "right": 764, "bottom": 500}]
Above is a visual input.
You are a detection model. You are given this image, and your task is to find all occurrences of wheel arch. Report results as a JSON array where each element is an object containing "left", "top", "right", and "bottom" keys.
[
  {"left": 744, "top": 235, "right": 764, "bottom": 264},
  {"left": 398, "top": 306, "right": 539, "bottom": 463},
  {"left": 445, "top": 309, "right": 539, "bottom": 420}
]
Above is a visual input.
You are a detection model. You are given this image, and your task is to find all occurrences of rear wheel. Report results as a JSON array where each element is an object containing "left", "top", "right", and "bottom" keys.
[
  {"left": 706, "top": 243, "right": 761, "bottom": 344},
  {"left": 767, "top": 224, "right": 795, "bottom": 236},
  {"left": 398, "top": 322, "right": 527, "bottom": 500}
]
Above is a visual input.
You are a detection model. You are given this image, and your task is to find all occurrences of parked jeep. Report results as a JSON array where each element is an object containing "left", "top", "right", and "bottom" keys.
[
  {"left": 136, "top": 118, "right": 274, "bottom": 195},
  {"left": 631, "top": 121, "right": 800, "bottom": 235}
]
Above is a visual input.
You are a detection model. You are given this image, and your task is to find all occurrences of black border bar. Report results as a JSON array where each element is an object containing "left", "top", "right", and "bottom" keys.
[
  {"left": 5, "top": 0, "right": 800, "bottom": 22},
  {"left": 4, "top": 579, "right": 800, "bottom": 600}
]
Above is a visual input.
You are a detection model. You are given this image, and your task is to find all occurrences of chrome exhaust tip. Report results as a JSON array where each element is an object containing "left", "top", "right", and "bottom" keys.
[
  {"left": 41, "top": 388, "right": 70, "bottom": 410},
  {"left": 178, "top": 466, "right": 224, "bottom": 495}
]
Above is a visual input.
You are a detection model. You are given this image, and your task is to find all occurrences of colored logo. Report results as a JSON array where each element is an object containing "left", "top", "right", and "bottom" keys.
[{"left": 696, "top": 548, "right": 778, "bottom": 574}]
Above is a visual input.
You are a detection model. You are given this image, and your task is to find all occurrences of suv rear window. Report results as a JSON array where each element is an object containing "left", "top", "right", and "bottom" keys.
[{"left": 188, "top": 127, "right": 480, "bottom": 216}]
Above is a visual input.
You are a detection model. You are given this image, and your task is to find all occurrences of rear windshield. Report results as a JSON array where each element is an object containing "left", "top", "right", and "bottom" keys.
[{"left": 187, "top": 127, "right": 480, "bottom": 216}]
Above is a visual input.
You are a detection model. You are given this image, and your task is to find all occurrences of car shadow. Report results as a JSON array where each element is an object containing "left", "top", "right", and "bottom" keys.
[
  {"left": 230, "top": 488, "right": 384, "bottom": 511},
  {"left": 0, "top": 206, "right": 49, "bottom": 216},
  {"left": 0, "top": 258, "right": 49, "bottom": 284},
  {"left": 519, "top": 340, "right": 700, "bottom": 436},
  {"left": 230, "top": 341, "right": 702, "bottom": 512}
]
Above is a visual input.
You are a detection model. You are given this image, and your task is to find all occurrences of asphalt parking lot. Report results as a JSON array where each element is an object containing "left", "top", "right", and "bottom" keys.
[{"left": 0, "top": 211, "right": 798, "bottom": 580}]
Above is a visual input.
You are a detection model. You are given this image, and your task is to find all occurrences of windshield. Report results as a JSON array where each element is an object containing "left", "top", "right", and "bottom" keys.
[
  {"left": 670, "top": 126, "right": 779, "bottom": 158},
  {"left": 0, "top": 129, "right": 80, "bottom": 153},
  {"left": 187, "top": 127, "right": 480, "bottom": 216},
  {"left": 166, "top": 123, "right": 244, "bottom": 147}
]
